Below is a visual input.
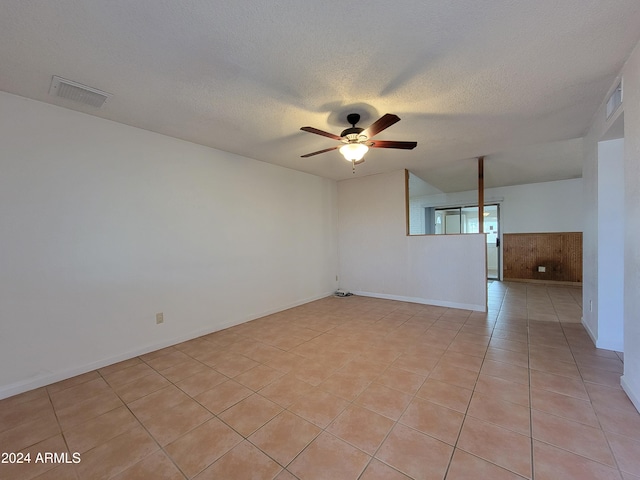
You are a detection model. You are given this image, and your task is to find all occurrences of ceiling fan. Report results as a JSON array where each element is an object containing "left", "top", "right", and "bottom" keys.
[{"left": 300, "top": 113, "right": 417, "bottom": 171}]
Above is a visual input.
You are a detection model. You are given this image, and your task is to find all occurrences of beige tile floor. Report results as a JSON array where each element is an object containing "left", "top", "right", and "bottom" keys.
[{"left": 1, "top": 282, "right": 638, "bottom": 479}]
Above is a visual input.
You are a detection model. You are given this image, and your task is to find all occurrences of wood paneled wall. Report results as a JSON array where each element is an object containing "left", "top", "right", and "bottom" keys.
[{"left": 503, "top": 232, "right": 582, "bottom": 283}]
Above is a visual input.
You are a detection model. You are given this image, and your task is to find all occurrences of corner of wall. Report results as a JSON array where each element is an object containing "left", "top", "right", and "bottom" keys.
[{"left": 621, "top": 376, "right": 640, "bottom": 413}]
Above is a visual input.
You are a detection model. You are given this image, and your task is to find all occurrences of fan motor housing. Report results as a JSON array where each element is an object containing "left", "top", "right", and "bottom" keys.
[
  {"left": 340, "top": 126, "right": 366, "bottom": 141},
  {"left": 299, "top": 112, "right": 416, "bottom": 159}
]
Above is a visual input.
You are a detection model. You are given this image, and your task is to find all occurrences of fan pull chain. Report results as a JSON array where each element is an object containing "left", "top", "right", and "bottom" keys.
[{"left": 352, "top": 159, "right": 356, "bottom": 174}]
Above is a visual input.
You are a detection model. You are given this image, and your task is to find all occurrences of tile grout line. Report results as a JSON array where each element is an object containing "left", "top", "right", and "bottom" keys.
[
  {"left": 526, "top": 283, "right": 627, "bottom": 479},
  {"left": 526, "top": 284, "right": 536, "bottom": 480},
  {"left": 6, "top": 283, "right": 630, "bottom": 480},
  {"left": 458, "top": 282, "right": 533, "bottom": 480},
  {"left": 96, "top": 364, "right": 190, "bottom": 480},
  {"left": 558, "top": 319, "right": 624, "bottom": 477}
]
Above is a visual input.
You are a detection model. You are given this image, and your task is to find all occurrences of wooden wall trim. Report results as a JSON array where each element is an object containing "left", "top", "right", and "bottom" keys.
[
  {"left": 404, "top": 169, "right": 410, "bottom": 236},
  {"left": 503, "top": 232, "right": 582, "bottom": 283},
  {"left": 478, "top": 156, "right": 484, "bottom": 234}
]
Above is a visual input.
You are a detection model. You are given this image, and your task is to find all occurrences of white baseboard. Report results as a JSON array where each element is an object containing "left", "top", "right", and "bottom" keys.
[
  {"left": 351, "top": 291, "right": 486, "bottom": 312},
  {"left": 621, "top": 375, "right": 640, "bottom": 413},
  {"left": 580, "top": 317, "right": 624, "bottom": 352},
  {"left": 582, "top": 317, "right": 598, "bottom": 346},
  {"left": 0, "top": 291, "right": 333, "bottom": 400}
]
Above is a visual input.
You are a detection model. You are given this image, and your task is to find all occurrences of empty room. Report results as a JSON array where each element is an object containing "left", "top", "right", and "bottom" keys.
[{"left": 1, "top": 2, "right": 640, "bottom": 479}]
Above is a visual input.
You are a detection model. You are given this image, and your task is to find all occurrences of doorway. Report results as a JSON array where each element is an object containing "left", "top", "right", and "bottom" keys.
[{"left": 483, "top": 205, "right": 500, "bottom": 280}]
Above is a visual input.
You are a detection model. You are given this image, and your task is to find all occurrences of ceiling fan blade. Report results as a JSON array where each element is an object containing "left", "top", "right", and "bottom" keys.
[
  {"left": 301, "top": 146, "right": 340, "bottom": 158},
  {"left": 354, "top": 159, "right": 365, "bottom": 165},
  {"left": 369, "top": 140, "right": 417, "bottom": 149},
  {"left": 300, "top": 126, "right": 342, "bottom": 141},
  {"left": 362, "top": 114, "right": 401, "bottom": 138}
]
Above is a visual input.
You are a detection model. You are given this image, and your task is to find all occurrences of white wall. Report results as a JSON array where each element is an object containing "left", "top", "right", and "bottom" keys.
[
  {"left": 583, "top": 37, "right": 640, "bottom": 411},
  {"left": 583, "top": 80, "right": 625, "bottom": 350},
  {"left": 621, "top": 40, "right": 640, "bottom": 411},
  {"left": 0, "top": 92, "right": 338, "bottom": 399},
  {"left": 338, "top": 170, "right": 486, "bottom": 311},
  {"left": 597, "top": 139, "right": 624, "bottom": 351},
  {"left": 582, "top": 120, "right": 601, "bottom": 344},
  {"left": 410, "top": 178, "right": 584, "bottom": 234}
]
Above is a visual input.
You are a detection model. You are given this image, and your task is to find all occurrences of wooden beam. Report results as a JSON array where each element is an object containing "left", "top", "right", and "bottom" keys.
[
  {"left": 404, "top": 169, "right": 410, "bottom": 236},
  {"left": 478, "top": 156, "right": 485, "bottom": 234}
]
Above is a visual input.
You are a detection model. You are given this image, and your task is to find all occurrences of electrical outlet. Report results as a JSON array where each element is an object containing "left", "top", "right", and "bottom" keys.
[
  {"left": 538, "top": 266, "right": 546, "bottom": 273},
  {"left": 156, "top": 312, "right": 164, "bottom": 324}
]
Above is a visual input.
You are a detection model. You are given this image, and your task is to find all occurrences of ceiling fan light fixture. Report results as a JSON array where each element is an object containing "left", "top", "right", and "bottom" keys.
[
  {"left": 300, "top": 113, "right": 416, "bottom": 163},
  {"left": 339, "top": 143, "right": 368, "bottom": 162}
]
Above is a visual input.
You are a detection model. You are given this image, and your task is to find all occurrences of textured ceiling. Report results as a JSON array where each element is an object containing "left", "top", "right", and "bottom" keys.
[{"left": 2, "top": 1, "right": 639, "bottom": 192}]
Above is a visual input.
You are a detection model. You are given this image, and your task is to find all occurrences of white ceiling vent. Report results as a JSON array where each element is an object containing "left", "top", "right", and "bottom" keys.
[
  {"left": 49, "top": 76, "right": 112, "bottom": 108},
  {"left": 606, "top": 80, "right": 622, "bottom": 119}
]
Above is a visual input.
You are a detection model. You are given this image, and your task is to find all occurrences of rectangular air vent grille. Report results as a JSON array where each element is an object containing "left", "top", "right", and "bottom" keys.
[
  {"left": 49, "top": 76, "right": 112, "bottom": 108},
  {"left": 606, "top": 81, "right": 622, "bottom": 119}
]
